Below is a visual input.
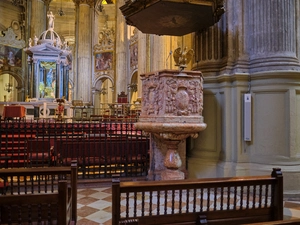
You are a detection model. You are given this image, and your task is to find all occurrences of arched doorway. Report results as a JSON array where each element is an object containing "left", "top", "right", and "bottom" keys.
[
  {"left": 0, "top": 71, "right": 24, "bottom": 102},
  {"left": 93, "top": 75, "right": 114, "bottom": 115}
]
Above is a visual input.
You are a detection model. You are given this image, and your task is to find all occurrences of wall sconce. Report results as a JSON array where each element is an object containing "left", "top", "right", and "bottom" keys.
[
  {"left": 127, "top": 83, "right": 137, "bottom": 92},
  {"left": 4, "top": 83, "right": 13, "bottom": 93},
  {"left": 99, "top": 88, "right": 107, "bottom": 95}
]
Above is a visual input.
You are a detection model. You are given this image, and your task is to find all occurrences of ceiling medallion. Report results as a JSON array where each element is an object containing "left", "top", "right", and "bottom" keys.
[{"left": 120, "top": 0, "right": 225, "bottom": 36}]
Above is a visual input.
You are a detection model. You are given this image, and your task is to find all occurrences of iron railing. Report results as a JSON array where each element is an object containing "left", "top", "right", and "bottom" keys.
[{"left": 0, "top": 118, "right": 149, "bottom": 179}]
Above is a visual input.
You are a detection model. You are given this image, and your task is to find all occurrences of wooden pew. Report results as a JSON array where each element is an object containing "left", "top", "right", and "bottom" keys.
[
  {"left": 242, "top": 219, "right": 300, "bottom": 224},
  {"left": 54, "top": 138, "right": 149, "bottom": 177},
  {"left": 26, "top": 138, "right": 54, "bottom": 167},
  {"left": 0, "top": 160, "right": 77, "bottom": 224},
  {"left": 112, "top": 168, "right": 283, "bottom": 225}
]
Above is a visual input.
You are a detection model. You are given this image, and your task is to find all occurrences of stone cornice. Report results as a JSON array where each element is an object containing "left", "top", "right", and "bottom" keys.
[
  {"left": 202, "top": 71, "right": 300, "bottom": 85},
  {"left": 73, "top": 0, "right": 96, "bottom": 7}
]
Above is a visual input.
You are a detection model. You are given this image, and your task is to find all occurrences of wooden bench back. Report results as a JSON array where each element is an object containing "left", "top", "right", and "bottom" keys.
[
  {"left": 0, "top": 181, "right": 71, "bottom": 224},
  {"left": 0, "top": 161, "right": 77, "bottom": 223},
  {"left": 112, "top": 168, "right": 283, "bottom": 225}
]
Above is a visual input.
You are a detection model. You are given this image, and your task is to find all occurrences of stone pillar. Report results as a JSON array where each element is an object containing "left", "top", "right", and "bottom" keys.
[
  {"left": 189, "top": 0, "right": 300, "bottom": 198},
  {"left": 29, "top": 0, "right": 47, "bottom": 38},
  {"left": 137, "top": 31, "right": 147, "bottom": 99},
  {"left": 245, "top": 0, "right": 300, "bottom": 72},
  {"left": 73, "top": 0, "right": 94, "bottom": 102},
  {"left": 32, "top": 58, "right": 38, "bottom": 98},
  {"left": 115, "top": 0, "right": 128, "bottom": 98}
]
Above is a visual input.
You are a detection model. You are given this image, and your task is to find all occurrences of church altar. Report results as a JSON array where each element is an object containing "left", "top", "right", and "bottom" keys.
[{"left": 0, "top": 99, "right": 72, "bottom": 120}]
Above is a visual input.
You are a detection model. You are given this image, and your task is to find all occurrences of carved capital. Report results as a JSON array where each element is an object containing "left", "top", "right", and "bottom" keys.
[{"left": 73, "top": 0, "right": 96, "bottom": 7}]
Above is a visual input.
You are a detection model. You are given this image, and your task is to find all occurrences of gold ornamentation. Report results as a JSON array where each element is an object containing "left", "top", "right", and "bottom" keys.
[{"left": 173, "top": 47, "right": 194, "bottom": 70}]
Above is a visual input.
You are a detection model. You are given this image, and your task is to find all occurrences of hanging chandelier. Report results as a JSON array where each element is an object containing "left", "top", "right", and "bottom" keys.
[
  {"left": 120, "top": 0, "right": 225, "bottom": 36},
  {"left": 57, "top": 0, "right": 65, "bottom": 16}
]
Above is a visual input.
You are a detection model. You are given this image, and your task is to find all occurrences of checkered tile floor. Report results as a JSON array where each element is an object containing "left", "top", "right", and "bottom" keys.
[{"left": 76, "top": 182, "right": 300, "bottom": 225}]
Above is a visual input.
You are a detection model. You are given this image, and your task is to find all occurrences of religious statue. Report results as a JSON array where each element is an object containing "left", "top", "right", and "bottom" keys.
[
  {"left": 28, "top": 38, "right": 32, "bottom": 47},
  {"left": 55, "top": 98, "right": 65, "bottom": 120},
  {"left": 47, "top": 11, "right": 55, "bottom": 30},
  {"left": 34, "top": 35, "right": 38, "bottom": 45}
]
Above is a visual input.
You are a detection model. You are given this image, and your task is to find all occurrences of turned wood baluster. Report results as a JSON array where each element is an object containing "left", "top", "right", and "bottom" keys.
[
  {"left": 157, "top": 190, "right": 160, "bottom": 215},
  {"left": 31, "top": 175, "right": 34, "bottom": 193},
  {"left": 38, "top": 203, "right": 42, "bottom": 223},
  {"left": 126, "top": 192, "right": 129, "bottom": 218},
  {"left": 233, "top": 186, "right": 237, "bottom": 209},
  {"left": 179, "top": 189, "right": 182, "bottom": 214},
  {"left": 141, "top": 191, "right": 145, "bottom": 216},
  {"left": 149, "top": 191, "right": 153, "bottom": 216},
  {"left": 265, "top": 184, "right": 269, "bottom": 207},
  {"left": 193, "top": 188, "right": 197, "bottom": 212},
  {"left": 246, "top": 185, "right": 250, "bottom": 209},
  {"left": 259, "top": 184, "right": 263, "bottom": 208},
  {"left": 28, "top": 205, "right": 32, "bottom": 224},
  {"left": 253, "top": 185, "right": 256, "bottom": 209},
  {"left": 240, "top": 185, "right": 244, "bottom": 209},
  {"left": 18, "top": 205, "right": 21, "bottom": 224},
  {"left": 207, "top": 188, "right": 211, "bottom": 210},
  {"left": 164, "top": 189, "right": 167, "bottom": 215},
  {"left": 200, "top": 188, "right": 204, "bottom": 212},
  {"left": 220, "top": 186, "right": 224, "bottom": 210},
  {"left": 134, "top": 191, "right": 137, "bottom": 217},
  {"left": 213, "top": 187, "right": 217, "bottom": 211},
  {"left": 47, "top": 203, "right": 51, "bottom": 223},
  {"left": 172, "top": 189, "right": 175, "bottom": 214},
  {"left": 186, "top": 188, "right": 190, "bottom": 213},
  {"left": 227, "top": 186, "right": 230, "bottom": 210}
]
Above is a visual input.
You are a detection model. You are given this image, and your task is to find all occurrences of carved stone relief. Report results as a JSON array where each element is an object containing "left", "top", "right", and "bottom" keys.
[{"left": 141, "top": 70, "right": 203, "bottom": 117}]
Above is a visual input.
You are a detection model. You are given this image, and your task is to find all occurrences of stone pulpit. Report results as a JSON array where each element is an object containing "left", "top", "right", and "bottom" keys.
[{"left": 135, "top": 69, "right": 206, "bottom": 180}]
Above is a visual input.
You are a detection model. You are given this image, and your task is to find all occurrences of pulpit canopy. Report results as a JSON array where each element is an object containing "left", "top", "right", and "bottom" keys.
[{"left": 119, "top": 0, "right": 225, "bottom": 36}]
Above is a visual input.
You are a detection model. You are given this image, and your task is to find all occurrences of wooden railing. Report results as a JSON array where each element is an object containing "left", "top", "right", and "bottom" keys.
[
  {"left": 112, "top": 168, "right": 283, "bottom": 225},
  {"left": 0, "top": 161, "right": 77, "bottom": 224}
]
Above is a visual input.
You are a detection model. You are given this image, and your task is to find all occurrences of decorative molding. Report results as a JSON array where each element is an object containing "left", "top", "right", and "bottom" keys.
[
  {"left": 0, "top": 28, "right": 25, "bottom": 49},
  {"left": 73, "top": 0, "right": 96, "bottom": 7},
  {"left": 93, "top": 28, "right": 115, "bottom": 52}
]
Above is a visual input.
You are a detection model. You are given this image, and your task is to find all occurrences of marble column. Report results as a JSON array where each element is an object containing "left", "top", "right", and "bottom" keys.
[
  {"left": 115, "top": 0, "right": 128, "bottom": 98},
  {"left": 73, "top": 0, "right": 94, "bottom": 103},
  {"left": 29, "top": 0, "right": 47, "bottom": 38}
]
